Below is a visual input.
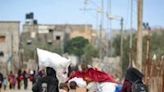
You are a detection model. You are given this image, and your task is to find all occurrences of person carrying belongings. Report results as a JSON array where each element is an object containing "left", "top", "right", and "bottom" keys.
[
  {"left": 59, "top": 83, "right": 69, "bottom": 92},
  {"left": 32, "top": 67, "right": 59, "bottom": 92},
  {"left": 67, "top": 64, "right": 119, "bottom": 92},
  {"left": 121, "top": 67, "right": 148, "bottom": 92}
]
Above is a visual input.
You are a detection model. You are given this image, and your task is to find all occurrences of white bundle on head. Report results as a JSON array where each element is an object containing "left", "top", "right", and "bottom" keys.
[{"left": 37, "top": 48, "right": 71, "bottom": 71}]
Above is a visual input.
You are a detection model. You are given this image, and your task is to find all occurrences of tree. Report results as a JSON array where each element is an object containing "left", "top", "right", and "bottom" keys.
[
  {"left": 64, "top": 36, "right": 89, "bottom": 57},
  {"left": 112, "top": 34, "right": 121, "bottom": 56},
  {"left": 83, "top": 44, "right": 99, "bottom": 64},
  {"left": 150, "top": 31, "right": 164, "bottom": 58}
]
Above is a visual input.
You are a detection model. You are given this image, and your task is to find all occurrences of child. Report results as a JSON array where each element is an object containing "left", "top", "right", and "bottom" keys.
[
  {"left": 3, "top": 77, "right": 7, "bottom": 90},
  {"left": 59, "top": 83, "right": 69, "bottom": 92},
  {"left": 69, "top": 81, "right": 78, "bottom": 92}
]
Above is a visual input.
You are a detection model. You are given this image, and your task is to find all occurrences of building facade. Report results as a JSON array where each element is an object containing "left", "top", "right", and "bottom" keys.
[
  {"left": 0, "top": 21, "right": 20, "bottom": 74},
  {"left": 21, "top": 21, "right": 97, "bottom": 70}
]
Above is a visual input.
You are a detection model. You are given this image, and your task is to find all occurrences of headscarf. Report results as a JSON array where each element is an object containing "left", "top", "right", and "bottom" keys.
[
  {"left": 46, "top": 67, "right": 57, "bottom": 77},
  {"left": 125, "top": 67, "right": 144, "bottom": 82}
]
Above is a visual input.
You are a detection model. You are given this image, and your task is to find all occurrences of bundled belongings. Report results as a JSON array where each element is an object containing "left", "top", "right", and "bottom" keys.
[
  {"left": 115, "top": 84, "right": 122, "bottom": 92},
  {"left": 68, "top": 68, "right": 117, "bottom": 83},
  {"left": 67, "top": 65, "right": 121, "bottom": 92},
  {"left": 37, "top": 48, "right": 70, "bottom": 82},
  {"left": 37, "top": 48, "right": 70, "bottom": 69},
  {"left": 83, "top": 68, "right": 117, "bottom": 83},
  {"left": 121, "top": 67, "right": 148, "bottom": 92},
  {"left": 36, "top": 48, "right": 123, "bottom": 92}
]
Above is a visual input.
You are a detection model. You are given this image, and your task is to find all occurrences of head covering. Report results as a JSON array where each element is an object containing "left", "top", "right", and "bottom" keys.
[
  {"left": 46, "top": 67, "right": 57, "bottom": 77},
  {"left": 18, "top": 69, "right": 22, "bottom": 76},
  {"left": 125, "top": 67, "right": 144, "bottom": 82}
]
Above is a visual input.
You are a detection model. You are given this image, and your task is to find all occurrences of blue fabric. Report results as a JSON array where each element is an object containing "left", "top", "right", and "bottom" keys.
[{"left": 115, "top": 84, "right": 122, "bottom": 92}]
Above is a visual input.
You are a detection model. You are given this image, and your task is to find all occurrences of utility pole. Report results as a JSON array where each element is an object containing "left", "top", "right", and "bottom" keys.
[
  {"left": 109, "top": 0, "right": 113, "bottom": 57},
  {"left": 136, "top": 0, "right": 143, "bottom": 72},
  {"left": 129, "top": 0, "right": 133, "bottom": 64},
  {"left": 82, "top": 0, "right": 104, "bottom": 62},
  {"left": 120, "top": 18, "right": 124, "bottom": 64},
  {"left": 130, "top": 0, "right": 133, "bottom": 49},
  {"left": 106, "top": 0, "right": 112, "bottom": 57},
  {"left": 99, "top": 0, "right": 104, "bottom": 62}
]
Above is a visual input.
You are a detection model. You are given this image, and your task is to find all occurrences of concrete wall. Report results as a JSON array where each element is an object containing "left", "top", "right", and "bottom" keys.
[{"left": 0, "top": 21, "right": 20, "bottom": 74}]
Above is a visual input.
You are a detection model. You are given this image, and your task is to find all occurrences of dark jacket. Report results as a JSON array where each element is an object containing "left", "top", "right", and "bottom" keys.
[
  {"left": 0, "top": 72, "right": 3, "bottom": 88},
  {"left": 32, "top": 67, "right": 59, "bottom": 92},
  {"left": 121, "top": 67, "right": 144, "bottom": 92},
  {"left": 0, "top": 73, "right": 3, "bottom": 82}
]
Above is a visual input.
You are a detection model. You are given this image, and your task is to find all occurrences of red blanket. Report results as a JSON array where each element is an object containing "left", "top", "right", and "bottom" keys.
[{"left": 69, "top": 68, "right": 116, "bottom": 83}]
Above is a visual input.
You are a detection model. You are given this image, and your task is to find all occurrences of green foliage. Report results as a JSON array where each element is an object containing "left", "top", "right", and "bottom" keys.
[
  {"left": 112, "top": 34, "right": 121, "bottom": 56},
  {"left": 64, "top": 36, "right": 89, "bottom": 57},
  {"left": 112, "top": 30, "right": 164, "bottom": 74},
  {"left": 83, "top": 44, "right": 99, "bottom": 64},
  {"left": 112, "top": 33, "right": 136, "bottom": 74},
  {"left": 142, "top": 31, "right": 164, "bottom": 61},
  {"left": 151, "top": 31, "right": 164, "bottom": 57},
  {"left": 64, "top": 36, "right": 99, "bottom": 64}
]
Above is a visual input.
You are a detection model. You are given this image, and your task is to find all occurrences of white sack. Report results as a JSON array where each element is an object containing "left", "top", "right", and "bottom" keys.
[
  {"left": 98, "top": 82, "right": 117, "bottom": 92},
  {"left": 37, "top": 48, "right": 70, "bottom": 70}
]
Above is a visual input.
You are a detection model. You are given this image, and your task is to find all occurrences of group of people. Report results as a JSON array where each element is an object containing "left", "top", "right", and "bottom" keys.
[
  {"left": 31, "top": 63, "right": 147, "bottom": 92},
  {"left": 32, "top": 67, "right": 59, "bottom": 92},
  {"left": 0, "top": 69, "right": 36, "bottom": 91},
  {"left": 32, "top": 64, "right": 121, "bottom": 92},
  {"left": 0, "top": 63, "right": 146, "bottom": 92},
  {"left": 32, "top": 65, "right": 90, "bottom": 92}
]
